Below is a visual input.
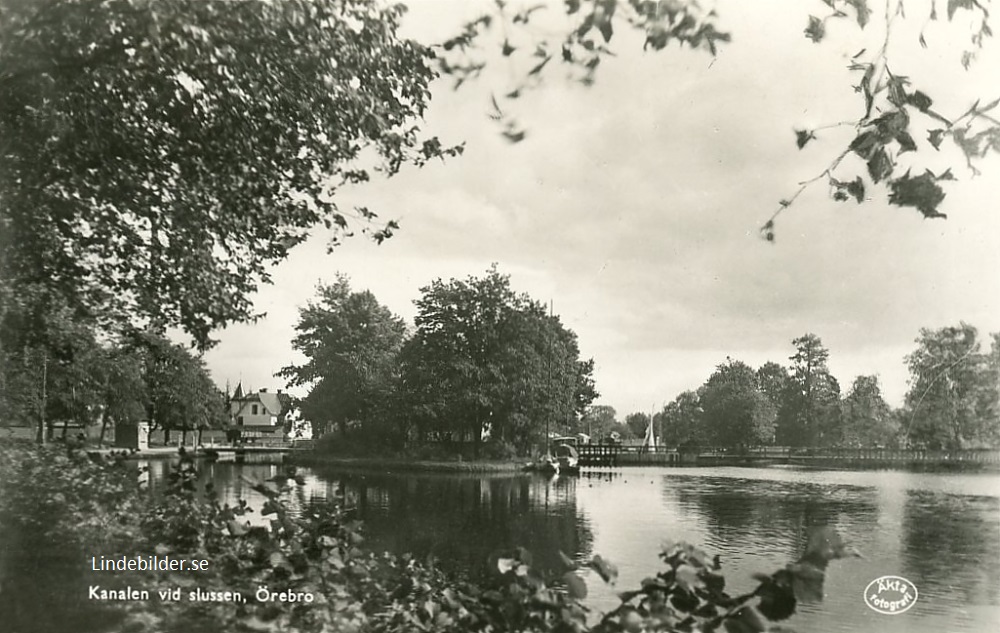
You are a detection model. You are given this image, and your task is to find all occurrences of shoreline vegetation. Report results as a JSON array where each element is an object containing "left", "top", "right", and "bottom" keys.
[
  {"left": 287, "top": 451, "right": 528, "bottom": 473},
  {"left": 286, "top": 450, "right": 1000, "bottom": 474}
]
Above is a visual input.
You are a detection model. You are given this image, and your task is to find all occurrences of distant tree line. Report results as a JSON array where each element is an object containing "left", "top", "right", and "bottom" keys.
[
  {"left": 280, "top": 266, "right": 598, "bottom": 457},
  {"left": 612, "top": 326, "right": 1000, "bottom": 451}
]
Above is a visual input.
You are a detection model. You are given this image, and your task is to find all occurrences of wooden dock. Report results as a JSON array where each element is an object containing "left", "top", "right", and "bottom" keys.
[
  {"left": 577, "top": 445, "right": 683, "bottom": 467},
  {"left": 576, "top": 444, "right": 1000, "bottom": 471}
]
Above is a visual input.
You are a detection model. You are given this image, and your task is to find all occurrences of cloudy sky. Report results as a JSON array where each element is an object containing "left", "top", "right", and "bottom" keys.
[{"left": 204, "top": 0, "right": 1000, "bottom": 416}]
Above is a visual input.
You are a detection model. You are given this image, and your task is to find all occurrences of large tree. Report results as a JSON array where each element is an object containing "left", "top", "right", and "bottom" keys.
[
  {"left": 777, "top": 334, "right": 841, "bottom": 446},
  {"left": 903, "top": 323, "right": 999, "bottom": 449},
  {"left": 4, "top": 0, "right": 994, "bottom": 353},
  {"left": 623, "top": 412, "right": 650, "bottom": 440},
  {"left": 279, "top": 276, "right": 408, "bottom": 441},
  {"left": 401, "top": 267, "right": 596, "bottom": 453},
  {"left": 839, "top": 375, "right": 898, "bottom": 447},
  {"left": 0, "top": 288, "right": 110, "bottom": 442},
  {"left": 0, "top": 0, "right": 459, "bottom": 349},
  {"left": 578, "top": 404, "right": 619, "bottom": 441},
  {"left": 656, "top": 390, "right": 706, "bottom": 448},
  {"left": 699, "top": 359, "right": 775, "bottom": 448},
  {"left": 132, "top": 333, "right": 225, "bottom": 445},
  {"left": 756, "top": 362, "right": 790, "bottom": 414}
]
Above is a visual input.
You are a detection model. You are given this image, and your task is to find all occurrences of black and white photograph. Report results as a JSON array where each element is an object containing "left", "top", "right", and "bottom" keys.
[{"left": 1, "top": 1, "right": 998, "bottom": 632}]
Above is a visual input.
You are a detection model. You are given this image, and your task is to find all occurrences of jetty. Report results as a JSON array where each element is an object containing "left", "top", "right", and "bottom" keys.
[{"left": 576, "top": 444, "right": 1000, "bottom": 471}]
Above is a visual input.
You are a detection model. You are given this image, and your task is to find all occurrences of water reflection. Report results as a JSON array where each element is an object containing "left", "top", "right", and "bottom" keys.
[
  {"left": 141, "top": 460, "right": 1000, "bottom": 633},
  {"left": 671, "top": 475, "right": 880, "bottom": 564},
  {"left": 307, "top": 469, "right": 593, "bottom": 580},
  {"left": 902, "top": 490, "right": 1000, "bottom": 609}
]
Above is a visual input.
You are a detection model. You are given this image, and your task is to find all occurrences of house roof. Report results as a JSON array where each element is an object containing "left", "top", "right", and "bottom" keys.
[{"left": 233, "top": 390, "right": 292, "bottom": 417}]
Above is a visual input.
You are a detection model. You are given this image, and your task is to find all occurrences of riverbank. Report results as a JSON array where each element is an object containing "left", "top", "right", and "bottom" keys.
[{"left": 287, "top": 451, "right": 529, "bottom": 473}]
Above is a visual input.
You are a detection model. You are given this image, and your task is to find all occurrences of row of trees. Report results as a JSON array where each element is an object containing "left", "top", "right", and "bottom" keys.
[
  {"left": 280, "top": 267, "right": 598, "bottom": 455},
  {"left": 615, "top": 326, "right": 999, "bottom": 451},
  {"left": 0, "top": 291, "right": 225, "bottom": 444}
]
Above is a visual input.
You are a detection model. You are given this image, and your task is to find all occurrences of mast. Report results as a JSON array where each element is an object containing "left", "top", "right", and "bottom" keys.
[{"left": 545, "top": 299, "right": 552, "bottom": 455}]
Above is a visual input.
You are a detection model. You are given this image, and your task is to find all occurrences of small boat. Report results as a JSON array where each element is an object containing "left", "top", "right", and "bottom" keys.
[
  {"left": 532, "top": 454, "right": 560, "bottom": 476},
  {"left": 554, "top": 443, "right": 580, "bottom": 475},
  {"left": 201, "top": 447, "right": 220, "bottom": 460}
]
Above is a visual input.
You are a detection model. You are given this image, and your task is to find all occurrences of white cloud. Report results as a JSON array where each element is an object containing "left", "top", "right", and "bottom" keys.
[{"left": 204, "top": 0, "right": 1000, "bottom": 415}]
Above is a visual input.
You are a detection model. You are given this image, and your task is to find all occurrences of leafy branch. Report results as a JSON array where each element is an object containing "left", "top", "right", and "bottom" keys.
[
  {"left": 763, "top": 0, "right": 999, "bottom": 239},
  {"left": 437, "top": 0, "right": 729, "bottom": 143}
]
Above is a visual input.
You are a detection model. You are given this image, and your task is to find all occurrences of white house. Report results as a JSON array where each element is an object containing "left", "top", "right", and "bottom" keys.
[{"left": 229, "top": 384, "right": 294, "bottom": 443}]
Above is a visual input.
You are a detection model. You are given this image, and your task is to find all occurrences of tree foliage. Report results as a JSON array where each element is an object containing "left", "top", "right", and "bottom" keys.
[
  {"left": 904, "top": 322, "right": 999, "bottom": 449},
  {"left": 777, "top": 334, "right": 841, "bottom": 447},
  {"left": 578, "top": 404, "right": 620, "bottom": 441},
  {"left": 624, "top": 411, "right": 650, "bottom": 440},
  {"left": 756, "top": 361, "right": 790, "bottom": 413},
  {"left": 839, "top": 374, "right": 898, "bottom": 447},
  {"left": 402, "top": 266, "right": 597, "bottom": 453},
  {"left": 699, "top": 359, "right": 776, "bottom": 448},
  {"left": 0, "top": 0, "right": 461, "bottom": 349},
  {"left": 279, "top": 275, "right": 408, "bottom": 441},
  {"left": 759, "top": 0, "right": 998, "bottom": 231},
  {"left": 0, "top": 288, "right": 153, "bottom": 443},
  {"left": 281, "top": 268, "right": 596, "bottom": 456},
  {"left": 133, "top": 333, "right": 226, "bottom": 441},
  {"left": 656, "top": 390, "right": 707, "bottom": 448}
]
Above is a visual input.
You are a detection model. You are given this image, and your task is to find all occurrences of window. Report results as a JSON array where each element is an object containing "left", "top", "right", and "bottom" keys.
[
  {"left": 252, "top": 405, "right": 258, "bottom": 415},
  {"left": 237, "top": 416, "right": 244, "bottom": 426}
]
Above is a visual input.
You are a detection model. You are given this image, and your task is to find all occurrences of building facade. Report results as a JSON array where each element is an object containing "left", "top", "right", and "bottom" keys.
[{"left": 228, "top": 384, "right": 294, "bottom": 444}]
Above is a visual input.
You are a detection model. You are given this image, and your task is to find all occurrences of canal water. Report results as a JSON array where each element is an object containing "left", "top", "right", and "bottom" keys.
[{"left": 145, "top": 460, "right": 1000, "bottom": 633}]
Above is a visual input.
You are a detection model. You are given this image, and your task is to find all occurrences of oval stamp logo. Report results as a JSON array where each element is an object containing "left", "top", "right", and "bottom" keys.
[{"left": 864, "top": 575, "right": 918, "bottom": 615}]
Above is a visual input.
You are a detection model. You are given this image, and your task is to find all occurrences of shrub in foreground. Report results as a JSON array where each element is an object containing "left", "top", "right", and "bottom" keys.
[{"left": 0, "top": 443, "right": 857, "bottom": 633}]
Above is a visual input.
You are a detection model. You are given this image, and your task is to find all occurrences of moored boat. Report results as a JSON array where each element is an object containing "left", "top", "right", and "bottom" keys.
[{"left": 554, "top": 442, "right": 580, "bottom": 475}]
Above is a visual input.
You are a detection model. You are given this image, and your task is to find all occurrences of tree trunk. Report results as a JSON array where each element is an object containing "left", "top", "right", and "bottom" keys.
[
  {"left": 35, "top": 353, "right": 47, "bottom": 445},
  {"left": 164, "top": 428, "right": 171, "bottom": 445},
  {"left": 98, "top": 409, "right": 109, "bottom": 448},
  {"left": 473, "top": 409, "right": 481, "bottom": 460}
]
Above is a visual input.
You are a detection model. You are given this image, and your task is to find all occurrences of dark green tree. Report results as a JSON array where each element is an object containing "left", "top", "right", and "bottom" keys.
[
  {"left": 94, "top": 346, "right": 148, "bottom": 447},
  {"left": 0, "top": 288, "right": 110, "bottom": 442},
  {"left": 578, "top": 404, "right": 618, "bottom": 441},
  {"left": 657, "top": 390, "right": 706, "bottom": 448},
  {"left": 0, "top": 0, "right": 460, "bottom": 349},
  {"left": 279, "top": 276, "right": 408, "bottom": 443},
  {"left": 699, "top": 359, "right": 775, "bottom": 448},
  {"left": 756, "top": 361, "right": 790, "bottom": 414},
  {"left": 777, "top": 334, "right": 841, "bottom": 446},
  {"left": 623, "top": 412, "right": 649, "bottom": 440},
  {"left": 904, "top": 323, "right": 998, "bottom": 449},
  {"left": 839, "top": 375, "right": 898, "bottom": 447},
  {"left": 132, "top": 334, "right": 225, "bottom": 445},
  {"left": 401, "top": 267, "right": 596, "bottom": 454},
  {"left": 983, "top": 333, "right": 1000, "bottom": 439}
]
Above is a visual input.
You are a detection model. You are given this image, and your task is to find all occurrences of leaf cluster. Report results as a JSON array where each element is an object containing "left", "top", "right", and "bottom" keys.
[
  {"left": 437, "top": 0, "right": 728, "bottom": 143},
  {"left": 767, "top": 0, "right": 999, "bottom": 233},
  {"left": 0, "top": 0, "right": 462, "bottom": 349}
]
